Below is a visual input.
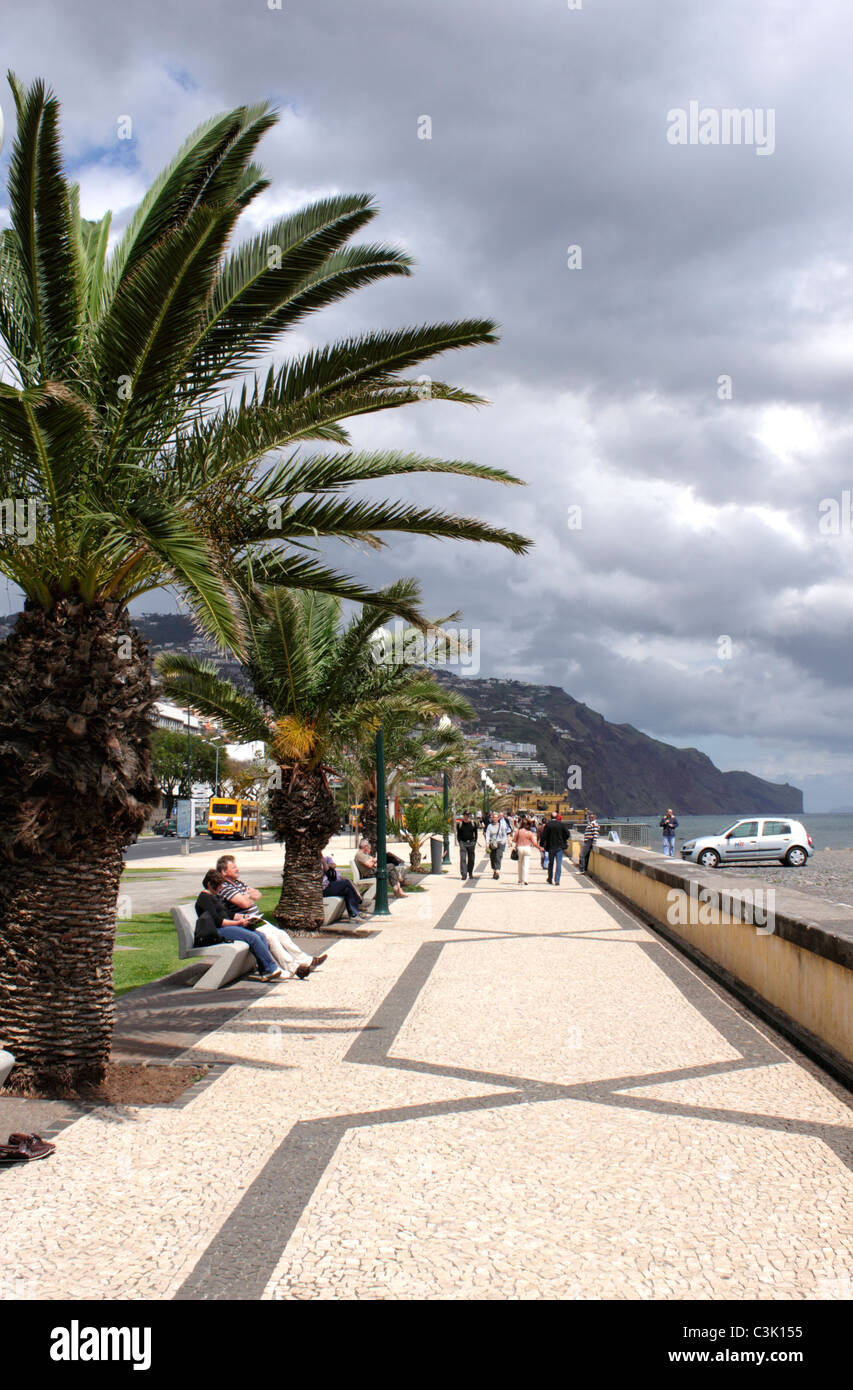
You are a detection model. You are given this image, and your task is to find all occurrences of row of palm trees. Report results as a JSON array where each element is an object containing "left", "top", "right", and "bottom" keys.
[
  {"left": 158, "top": 583, "right": 474, "bottom": 930},
  {"left": 0, "top": 75, "right": 530, "bottom": 1091}
]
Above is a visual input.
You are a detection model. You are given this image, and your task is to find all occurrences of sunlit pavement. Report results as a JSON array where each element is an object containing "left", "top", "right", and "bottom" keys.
[{"left": 1, "top": 850, "right": 851, "bottom": 1301}]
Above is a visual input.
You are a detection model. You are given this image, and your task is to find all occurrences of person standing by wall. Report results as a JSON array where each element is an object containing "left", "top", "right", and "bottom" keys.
[
  {"left": 579, "top": 812, "right": 600, "bottom": 874},
  {"left": 659, "top": 809, "right": 679, "bottom": 857}
]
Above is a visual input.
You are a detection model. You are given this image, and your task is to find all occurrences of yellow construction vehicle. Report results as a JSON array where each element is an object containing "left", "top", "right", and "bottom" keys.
[{"left": 493, "top": 788, "right": 588, "bottom": 821}]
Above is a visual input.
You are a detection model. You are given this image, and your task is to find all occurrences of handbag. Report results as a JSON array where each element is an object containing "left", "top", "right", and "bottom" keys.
[
  {"left": 193, "top": 911, "right": 221, "bottom": 948},
  {"left": 510, "top": 847, "right": 518, "bottom": 860}
]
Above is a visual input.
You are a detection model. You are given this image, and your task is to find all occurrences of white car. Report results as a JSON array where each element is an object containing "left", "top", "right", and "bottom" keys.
[{"left": 680, "top": 818, "right": 814, "bottom": 869}]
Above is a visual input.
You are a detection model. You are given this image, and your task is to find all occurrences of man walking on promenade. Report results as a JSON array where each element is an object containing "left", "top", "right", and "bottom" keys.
[
  {"left": 579, "top": 812, "right": 600, "bottom": 874},
  {"left": 457, "top": 810, "right": 478, "bottom": 881},
  {"left": 659, "top": 809, "right": 679, "bottom": 857},
  {"left": 541, "top": 813, "right": 570, "bottom": 884},
  {"left": 485, "top": 810, "right": 508, "bottom": 878}
]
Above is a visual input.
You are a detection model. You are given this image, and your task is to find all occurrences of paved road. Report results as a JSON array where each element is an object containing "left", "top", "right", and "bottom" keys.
[
  {"left": 125, "top": 833, "right": 277, "bottom": 862},
  {"left": 2, "top": 852, "right": 850, "bottom": 1300}
]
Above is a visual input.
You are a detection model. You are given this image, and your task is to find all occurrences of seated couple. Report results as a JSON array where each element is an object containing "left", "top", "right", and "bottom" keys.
[
  {"left": 195, "top": 854, "right": 326, "bottom": 982},
  {"left": 354, "top": 839, "right": 407, "bottom": 899}
]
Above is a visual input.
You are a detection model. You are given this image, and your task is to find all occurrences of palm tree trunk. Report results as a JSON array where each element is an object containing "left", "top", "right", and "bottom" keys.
[
  {"left": 1, "top": 854, "right": 124, "bottom": 1090},
  {"left": 271, "top": 766, "right": 340, "bottom": 933},
  {"left": 0, "top": 597, "right": 157, "bottom": 1091}
]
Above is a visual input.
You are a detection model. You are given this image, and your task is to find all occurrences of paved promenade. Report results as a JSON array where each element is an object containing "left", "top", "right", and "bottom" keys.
[{"left": 1, "top": 851, "right": 851, "bottom": 1301}]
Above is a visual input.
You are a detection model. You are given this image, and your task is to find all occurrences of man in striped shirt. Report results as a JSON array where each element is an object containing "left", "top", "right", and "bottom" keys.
[
  {"left": 579, "top": 813, "right": 600, "bottom": 874},
  {"left": 215, "top": 854, "right": 325, "bottom": 978}
]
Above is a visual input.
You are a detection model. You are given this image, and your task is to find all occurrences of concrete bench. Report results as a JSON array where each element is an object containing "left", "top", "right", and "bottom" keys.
[
  {"left": 349, "top": 861, "right": 376, "bottom": 906},
  {"left": 170, "top": 904, "right": 256, "bottom": 991},
  {"left": 172, "top": 899, "right": 347, "bottom": 987},
  {"left": 322, "top": 894, "right": 346, "bottom": 926}
]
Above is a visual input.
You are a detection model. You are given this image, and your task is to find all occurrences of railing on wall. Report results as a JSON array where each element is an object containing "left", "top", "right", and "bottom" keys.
[{"left": 569, "top": 821, "right": 652, "bottom": 848}]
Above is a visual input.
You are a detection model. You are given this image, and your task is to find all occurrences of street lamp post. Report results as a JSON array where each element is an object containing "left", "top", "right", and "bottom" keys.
[
  {"left": 442, "top": 770, "right": 450, "bottom": 865},
  {"left": 185, "top": 706, "right": 192, "bottom": 803},
  {"left": 374, "top": 726, "right": 390, "bottom": 916},
  {"left": 437, "top": 714, "right": 453, "bottom": 865},
  {"left": 179, "top": 706, "right": 194, "bottom": 856}
]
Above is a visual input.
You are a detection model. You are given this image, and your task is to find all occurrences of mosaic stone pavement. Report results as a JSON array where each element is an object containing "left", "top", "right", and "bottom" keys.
[{"left": 1, "top": 853, "right": 851, "bottom": 1302}]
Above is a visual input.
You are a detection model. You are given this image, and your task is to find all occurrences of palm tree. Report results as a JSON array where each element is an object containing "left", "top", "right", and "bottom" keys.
[
  {"left": 159, "top": 581, "right": 472, "bottom": 930},
  {"left": 388, "top": 798, "right": 452, "bottom": 870},
  {"left": 0, "top": 76, "right": 529, "bottom": 1090}
]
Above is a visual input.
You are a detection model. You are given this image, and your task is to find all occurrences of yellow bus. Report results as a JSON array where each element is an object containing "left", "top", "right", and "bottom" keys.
[{"left": 207, "top": 797, "right": 260, "bottom": 840}]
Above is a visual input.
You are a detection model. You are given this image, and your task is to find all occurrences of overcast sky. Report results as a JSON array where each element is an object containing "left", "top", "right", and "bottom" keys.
[{"left": 3, "top": 0, "right": 853, "bottom": 809}]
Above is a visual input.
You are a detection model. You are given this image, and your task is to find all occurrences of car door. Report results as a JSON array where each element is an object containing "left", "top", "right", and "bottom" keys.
[
  {"left": 721, "top": 820, "right": 760, "bottom": 861},
  {"left": 759, "top": 819, "right": 788, "bottom": 859}
]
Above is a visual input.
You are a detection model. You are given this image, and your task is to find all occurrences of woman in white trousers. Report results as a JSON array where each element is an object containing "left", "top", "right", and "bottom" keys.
[{"left": 513, "top": 818, "right": 538, "bottom": 885}]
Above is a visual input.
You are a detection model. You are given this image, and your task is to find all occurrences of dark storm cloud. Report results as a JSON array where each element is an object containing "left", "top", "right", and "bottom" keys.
[{"left": 3, "top": 0, "right": 853, "bottom": 803}]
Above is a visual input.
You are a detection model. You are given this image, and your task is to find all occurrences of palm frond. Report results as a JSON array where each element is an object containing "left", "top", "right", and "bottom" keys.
[
  {"left": 156, "top": 654, "right": 270, "bottom": 744},
  {"left": 6, "top": 73, "right": 80, "bottom": 376}
]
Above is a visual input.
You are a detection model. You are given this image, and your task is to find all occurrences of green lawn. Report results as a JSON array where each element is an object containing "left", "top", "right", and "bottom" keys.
[
  {"left": 113, "top": 910, "right": 186, "bottom": 997},
  {"left": 121, "top": 868, "right": 177, "bottom": 880},
  {"left": 113, "top": 885, "right": 282, "bottom": 996},
  {"left": 111, "top": 878, "right": 425, "bottom": 996}
]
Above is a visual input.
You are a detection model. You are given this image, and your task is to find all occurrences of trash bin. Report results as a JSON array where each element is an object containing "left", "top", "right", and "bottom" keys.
[{"left": 429, "top": 835, "right": 444, "bottom": 874}]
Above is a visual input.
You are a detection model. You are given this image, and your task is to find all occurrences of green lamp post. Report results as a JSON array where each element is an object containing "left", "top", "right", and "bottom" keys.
[
  {"left": 438, "top": 715, "right": 452, "bottom": 865},
  {"left": 368, "top": 626, "right": 391, "bottom": 917},
  {"left": 374, "top": 726, "right": 390, "bottom": 916}
]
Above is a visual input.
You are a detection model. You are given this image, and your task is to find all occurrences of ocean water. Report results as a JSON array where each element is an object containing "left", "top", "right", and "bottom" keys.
[{"left": 618, "top": 812, "right": 853, "bottom": 851}]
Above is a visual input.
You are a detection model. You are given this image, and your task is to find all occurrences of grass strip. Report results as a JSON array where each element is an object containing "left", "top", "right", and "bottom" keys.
[{"left": 113, "top": 910, "right": 185, "bottom": 998}]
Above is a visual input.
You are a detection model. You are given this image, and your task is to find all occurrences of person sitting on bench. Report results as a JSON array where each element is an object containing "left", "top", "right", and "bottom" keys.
[
  {"left": 322, "top": 854, "right": 367, "bottom": 920},
  {"left": 195, "top": 872, "right": 282, "bottom": 981},
  {"left": 354, "top": 839, "right": 406, "bottom": 897},
  {"left": 215, "top": 856, "right": 325, "bottom": 977}
]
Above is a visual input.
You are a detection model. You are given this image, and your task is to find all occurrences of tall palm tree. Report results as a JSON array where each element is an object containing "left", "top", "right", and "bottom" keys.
[
  {"left": 0, "top": 76, "right": 529, "bottom": 1090},
  {"left": 159, "top": 582, "right": 472, "bottom": 931}
]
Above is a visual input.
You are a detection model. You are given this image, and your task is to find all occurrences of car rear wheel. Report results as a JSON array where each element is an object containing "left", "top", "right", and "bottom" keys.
[
  {"left": 697, "top": 848, "right": 721, "bottom": 868},
  {"left": 785, "top": 846, "right": 807, "bottom": 867}
]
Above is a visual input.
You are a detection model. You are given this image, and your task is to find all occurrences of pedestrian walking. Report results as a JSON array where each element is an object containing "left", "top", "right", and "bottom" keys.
[
  {"left": 457, "top": 810, "right": 478, "bottom": 881},
  {"left": 538, "top": 816, "right": 549, "bottom": 872},
  {"left": 579, "top": 812, "right": 599, "bottom": 874},
  {"left": 540, "top": 813, "right": 570, "bottom": 884},
  {"left": 485, "top": 810, "right": 509, "bottom": 878},
  {"left": 659, "top": 808, "right": 679, "bottom": 857},
  {"left": 512, "top": 816, "right": 538, "bottom": 885}
]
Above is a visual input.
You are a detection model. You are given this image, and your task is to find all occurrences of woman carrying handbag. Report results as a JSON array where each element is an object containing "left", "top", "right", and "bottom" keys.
[{"left": 512, "top": 816, "right": 538, "bottom": 885}]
